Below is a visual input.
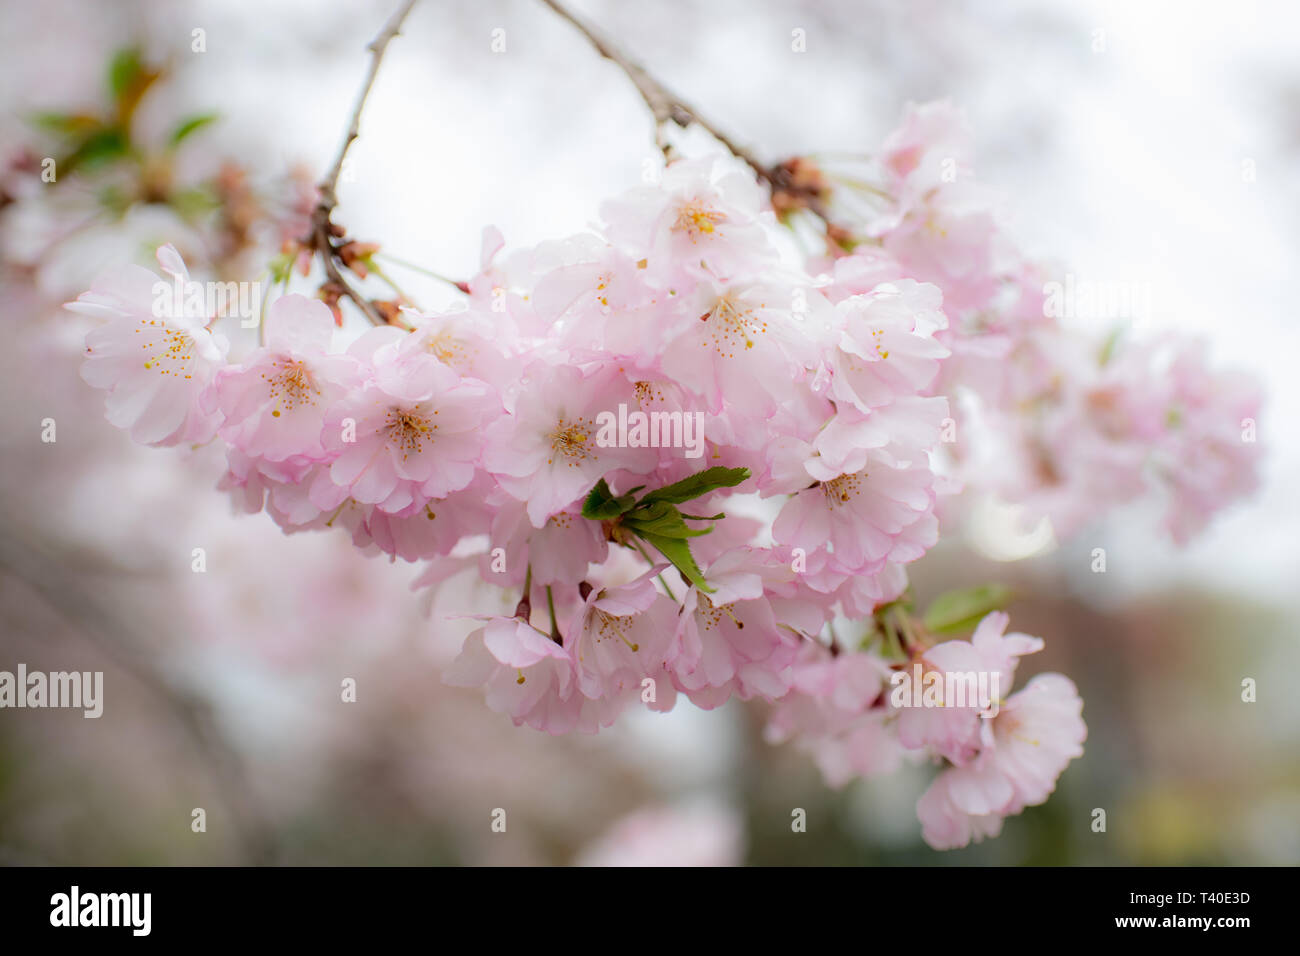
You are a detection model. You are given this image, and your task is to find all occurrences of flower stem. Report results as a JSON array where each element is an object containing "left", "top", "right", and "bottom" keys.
[
  {"left": 375, "top": 250, "right": 467, "bottom": 291},
  {"left": 631, "top": 539, "right": 677, "bottom": 601},
  {"left": 367, "top": 263, "right": 417, "bottom": 308},
  {"left": 515, "top": 563, "right": 533, "bottom": 620},
  {"left": 545, "top": 584, "right": 561, "bottom": 644}
]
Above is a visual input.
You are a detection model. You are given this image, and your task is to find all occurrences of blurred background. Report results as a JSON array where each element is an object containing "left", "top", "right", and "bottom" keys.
[{"left": 0, "top": 0, "right": 1296, "bottom": 865}]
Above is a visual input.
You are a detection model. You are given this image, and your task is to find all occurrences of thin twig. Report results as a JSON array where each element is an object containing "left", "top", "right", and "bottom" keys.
[
  {"left": 537, "top": 0, "right": 771, "bottom": 181},
  {"left": 537, "top": 0, "right": 860, "bottom": 251},
  {"left": 310, "top": 0, "right": 419, "bottom": 325},
  {"left": 374, "top": 250, "right": 467, "bottom": 292},
  {"left": 319, "top": 0, "right": 419, "bottom": 201}
]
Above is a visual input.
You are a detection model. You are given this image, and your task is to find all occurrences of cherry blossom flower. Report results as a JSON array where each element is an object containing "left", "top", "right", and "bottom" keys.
[
  {"left": 314, "top": 328, "right": 500, "bottom": 514},
  {"left": 483, "top": 362, "right": 657, "bottom": 527},
  {"left": 773, "top": 451, "right": 939, "bottom": 581},
  {"left": 825, "top": 280, "right": 949, "bottom": 413},
  {"left": 765, "top": 643, "right": 903, "bottom": 787},
  {"left": 210, "top": 294, "right": 361, "bottom": 463},
  {"left": 72, "top": 245, "right": 228, "bottom": 445},
  {"left": 600, "top": 154, "right": 775, "bottom": 283},
  {"left": 576, "top": 802, "right": 745, "bottom": 867},
  {"left": 891, "top": 611, "right": 1043, "bottom": 766},
  {"left": 916, "top": 673, "right": 1086, "bottom": 850},
  {"left": 669, "top": 548, "right": 801, "bottom": 707},
  {"left": 658, "top": 275, "right": 823, "bottom": 416},
  {"left": 565, "top": 570, "right": 678, "bottom": 710},
  {"left": 444, "top": 617, "right": 581, "bottom": 735}
]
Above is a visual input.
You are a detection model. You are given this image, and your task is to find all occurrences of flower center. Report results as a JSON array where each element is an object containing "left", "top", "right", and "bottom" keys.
[
  {"left": 701, "top": 295, "right": 768, "bottom": 358},
  {"left": 547, "top": 416, "right": 594, "bottom": 466},
  {"left": 869, "top": 327, "right": 889, "bottom": 359},
  {"left": 386, "top": 407, "right": 437, "bottom": 459},
  {"left": 821, "top": 473, "right": 863, "bottom": 508},
  {"left": 634, "top": 380, "right": 666, "bottom": 407},
  {"left": 699, "top": 594, "right": 744, "bottom": 631},
  {"left": 674, "top": 199, "right": 726, "bottom": 240},
  {"left": 264, "top": 359, "right": 318, "bottom": 417},
  {"left": 590, "top": 609, "right": 639, "bottom": 652},
  {"left": 426, "top": 330, "right": 469, "bottom": 368},
  {"left": 137, "top": 321, "right": 197, "bottom": 379}
]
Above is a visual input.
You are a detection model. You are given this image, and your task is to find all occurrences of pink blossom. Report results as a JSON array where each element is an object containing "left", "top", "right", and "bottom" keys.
[
  {"left": 565, "top": 570, "right": 678, "bottom": 710},
  {"left": 480, "top": 499, "right": 609, "bottom": 587},
  {"left": 773, "top": 451, "right": 939, "bottom": 580},
  {"left": 658, "top": 275, "right": 824, "bottom": 416},
  {"left": 72, "top": 245, "right": 228, "bottom": 445},
  {"left": 314, "top": 328, "right": 500, "bottom": 514},
  {"left": 443, "top": 618, "right": 581, "bottom": 735},
  {"left": 916, "top": 673, "right": 1086, "bottom": 850},
  {"left": 669, "top": 548, "right": 801, "bottom": 707},
  {"left": 765, "top": 643, "right": 903, "bottom": 787},
  {"left": 482, "top": 362, "right": 657, "bottom": 527},
  {"left": 825, "top": 280, "right": 949, "bottom": 412},
  {"left": 356, "top": 482, "right": 493, "bottom": 562},
  {"left": 891, "top": 611, "right": 1044, "bottom": 765},
  {"left": 1152, "top": 340, "right": 1263, "bottom": 544},
  {"left": 811, "top": 396, "right": 950, "bottom": 479},
  {"left": 211, "top": 294, "right": 361, "bottom": 463},
  {"left": 576, "top": 802, "right": 745, "bottom": 867},
  {"left": 404, "top": 306, "right": 521, "bottom": 384},
  {"left": 600, "top": 154, "right": 775, "bottom": 284}
]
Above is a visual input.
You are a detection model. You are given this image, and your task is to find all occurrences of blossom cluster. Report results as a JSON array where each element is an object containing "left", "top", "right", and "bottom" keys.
[
  {"left": 806, "top": 101, "right": 1263, "bottom": 543},
  {"left": 69, "top": 102, "right": 1259, "bottom": 848}
]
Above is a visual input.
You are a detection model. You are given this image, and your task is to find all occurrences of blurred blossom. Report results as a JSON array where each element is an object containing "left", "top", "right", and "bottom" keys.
[{"left": 575, "top": 801, "right": 745, "bottom": 867}]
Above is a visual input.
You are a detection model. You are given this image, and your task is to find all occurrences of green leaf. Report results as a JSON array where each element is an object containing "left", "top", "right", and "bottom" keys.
[
  {"left": 29, "top": 111, "right": 101, "bottom": 138},
  {"left": 108, "top": 48, "right": 146, "bottom": 101},
  {"left": 63, "top": 127, "right": 130, "bottom": 170},
  {"left": 623, "top": 502, "right": 711, "bottom": 539},
  {"left": 638, "top": 466, "right": 750, "bottom": 507},
  {"left": 106, "top": 47, "right": 161, "bottom": 129},
  {"left": 639, "top": 533, "right": 712, "bottom": 593},
  {"left": 581, "top": 478, "right": 638, "bottom": 521},
  {"left": 922, "top": 584, "right": 1012, "bottom": 636},
  {"left": 624, "top": 499, "right": 673, "bottom": 524},
  {"left": 582, "top": 468, "right": 746, "bottom": 593},
  {"left": 169, "top": 112, "right": 219, "bottom": 147}
]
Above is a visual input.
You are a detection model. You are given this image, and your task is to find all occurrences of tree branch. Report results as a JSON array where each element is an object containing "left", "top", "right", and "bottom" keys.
[
  {"left": 310, "top": 0, "right": 419, "bottom": 325},
  {"left": 537, "top": 0, "right": 772, "bottom": 182}
]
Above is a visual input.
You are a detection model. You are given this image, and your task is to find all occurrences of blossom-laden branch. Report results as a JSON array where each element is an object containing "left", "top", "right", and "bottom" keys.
[{"left": 65, "top": 1, "right": 1262, "bottom": 852}]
